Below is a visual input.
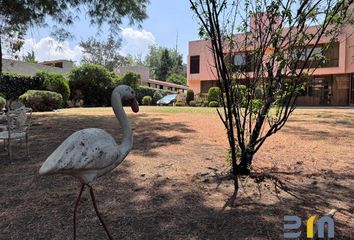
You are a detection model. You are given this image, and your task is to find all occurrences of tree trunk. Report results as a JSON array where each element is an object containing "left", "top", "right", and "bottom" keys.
[
  {"left": 237, "top": 149, "right": 253, "bottom": 175},
  {"left": 0, "top": 33, "right": 2, "bottom": 75}
]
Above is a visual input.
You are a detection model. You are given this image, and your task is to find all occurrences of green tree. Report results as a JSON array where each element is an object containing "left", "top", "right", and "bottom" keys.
[
  {"left": 22, "top": 50, "right": 38, "bottom": 63},
  {"left": 114, "top": 72, "right": 140, "bottom": 89},
  {"left": 157, "top": 49, "right": 172, "bottom": 80},
  {"left": 0, "top": 0, "right": 149, "bottom": 74},
  {"left": 190, "top": 0, "right": 353, "bottom": 202},
  {"left": 80, "top": 35, "right": 128, "bottom": 71},
  {"left": 69, "top": 64, "right": 114, "bottom": 106},
  {"left": 166, "top": 73, "right": 186, "bottom": 85},
  {"left": 145, "top": 45, "right": 185, "bottom": 80}
]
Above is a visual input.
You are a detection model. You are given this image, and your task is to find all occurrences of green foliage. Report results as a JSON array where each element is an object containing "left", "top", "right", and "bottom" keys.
[
  {"left": 19, "top": 90, "right": 63, "bottom": 111},
  {"left": 189, "top": 100, "right": 196, "bottom": 107},
  {"left": 142, "top": 96, "right": 152, "bottom": 105},
  {"left": 145, "top": 45, "right": 185, "bottom": 80},
  {"left": 0, "top": 0, "right": 148, "bottom": 74},
  {"left": 35, "top": 71, "right": 70, "bottom": 103},
  {"left": 175, "top": 100, "right": 184, "bottom": 106},
  {"left": 208, "top": 87, "right": 221, "bottom": 103},
  {"left": 135, "top": 86, "right": 174, "bottom": 105},
  {"left": 68, "top": 64, "right": 113, "bottom": 106},
  {"left": 22, "top": 50, "right": 38, "bottom": 63},
  {"left": 186, "top": 89, "right": 195, "bottom": 105},
  {"left": 114, "top": 72, "right": 140, "bottom": 89},
  {"left": 0, "top": 96, "right": 6, "bottom": 110},
  {"left": 0, "top": 72, "right": 43, "bottom": 100},
  {"left": 208, "top": 101, "right": 219, "bottom": 107},
  {"left": 80, "top": 35, "right": 128, "bottom": 71},
  {"left": 166, "top": 73, "right": 187, "bottom": 86},
  {"left": 152, "top": 90, "right": 164, "bottom": 105}
]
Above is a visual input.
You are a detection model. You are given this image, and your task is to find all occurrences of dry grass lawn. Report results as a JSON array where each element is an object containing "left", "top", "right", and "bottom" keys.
[{"left": 0, "top": 106, "right": 353, "bottom": 239}]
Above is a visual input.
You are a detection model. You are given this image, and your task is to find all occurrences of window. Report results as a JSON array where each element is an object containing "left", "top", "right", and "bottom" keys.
[
  {"left": 201, "top": 80, "right": 219, "bottom": 93},
  {"left": 294, "top": 43, "right": 339, "bottom": 69},
  {"left": 234, "top": 54, "right": 246, "bottom": 66},
  {"left": 231, "top": 53, "right": 253, "bottom": 72},
  {"left": 190, "top": 55, "right": 200, "bottom": 74}
]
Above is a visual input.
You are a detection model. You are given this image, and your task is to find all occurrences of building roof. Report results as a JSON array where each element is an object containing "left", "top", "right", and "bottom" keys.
[{"left": 143, "top": 78, "right": 189, "bottom": 90}]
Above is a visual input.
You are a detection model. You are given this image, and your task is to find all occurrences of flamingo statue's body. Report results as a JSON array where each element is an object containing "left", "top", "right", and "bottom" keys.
[{"left": 39, "top": 85, "right": 139, "bottom": 240}]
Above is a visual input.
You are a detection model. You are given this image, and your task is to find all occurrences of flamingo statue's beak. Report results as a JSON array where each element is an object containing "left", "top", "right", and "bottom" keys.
[{"left": 128, "top": 98, "right": 139, "bottom": 113}]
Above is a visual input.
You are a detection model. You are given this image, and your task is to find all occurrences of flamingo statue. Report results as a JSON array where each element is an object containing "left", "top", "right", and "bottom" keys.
[{"left": 39, "top": 85, "right": 139, "bottom": 240}]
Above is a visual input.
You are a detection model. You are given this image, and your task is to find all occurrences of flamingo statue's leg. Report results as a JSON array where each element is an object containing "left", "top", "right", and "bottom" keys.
[
  {"left": 89, "top": 186, "right": 113, "bottom": 240},
  {"left": 73, "top": 184, "right": 85, "bottom": 240}
]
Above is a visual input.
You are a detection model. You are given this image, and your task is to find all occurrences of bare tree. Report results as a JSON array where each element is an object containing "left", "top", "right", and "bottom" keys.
[{"left": 190, "top": 0, "right": 354, "bottom": 200}]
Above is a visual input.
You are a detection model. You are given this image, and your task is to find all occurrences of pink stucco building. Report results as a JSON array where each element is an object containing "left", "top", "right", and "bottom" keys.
[{"left": 187, "top": 22, "right": 354, "bottom": 106}]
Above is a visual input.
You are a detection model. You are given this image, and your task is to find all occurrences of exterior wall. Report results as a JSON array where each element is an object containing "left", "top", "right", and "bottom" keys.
[
  {"left": 114, "top": 66, "right": 150, "bottom": 82},
  {"left": 3, "top": 58, "right": 73, "bottom": 76},
  {"left": 187, "top": 23, "right": 354, "bottom": 106}
]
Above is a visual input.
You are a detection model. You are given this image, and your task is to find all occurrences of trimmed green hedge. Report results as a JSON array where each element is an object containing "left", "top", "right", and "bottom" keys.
[
  {"left": 69, "top": 64, "right": 113, "bottom": 106},
  {"left": 19, "top": 90, "right": 63, "bottom": 111},
  {"left": 35, "top": 71, "right": 70, "bottom": 103},
  {"left": 0, "top": 72, "right": 43, "bottom": 100},
  {"left": 142, "top": 96, "right": 152, "bottom": 105},
  {"left": 208, "top": 87, "right": 221, "bottom": 103},
  {"left": 186, "top": 89, "right": 194, "bottom": 105},
  {"left": 209, "top": 101, "right": 219, "bottom": 107}
]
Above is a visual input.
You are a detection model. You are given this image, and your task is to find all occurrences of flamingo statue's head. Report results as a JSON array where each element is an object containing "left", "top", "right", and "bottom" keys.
[{"left": 115, "top": 85, "right": 139, "bottom": 113}]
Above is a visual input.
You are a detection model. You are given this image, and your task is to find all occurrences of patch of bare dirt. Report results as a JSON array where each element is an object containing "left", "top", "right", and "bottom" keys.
[{"left": 0, "top": 107, "right": 353, "bottom": 239}]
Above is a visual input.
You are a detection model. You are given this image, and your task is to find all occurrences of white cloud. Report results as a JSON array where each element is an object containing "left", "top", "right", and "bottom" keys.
[
  {"left": 16, "top": 37, "right": 83, "bottom": 62},
  {"left": 120, "top": 28, "right": 155, "bottom": 57}
]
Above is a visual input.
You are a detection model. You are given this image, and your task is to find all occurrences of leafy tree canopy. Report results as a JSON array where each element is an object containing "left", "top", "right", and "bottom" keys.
[
  {"left": 80, "top": 35, "right": 128, "bottom": 71},
  {"left": 145, "top": 45, "right": 185, "bottom": 81},
  {"left": 166, "top": 73, "right": 187, "bottom": 86},
  {"left": 0, "top": 0, "right": 149, "bottom": 73}
]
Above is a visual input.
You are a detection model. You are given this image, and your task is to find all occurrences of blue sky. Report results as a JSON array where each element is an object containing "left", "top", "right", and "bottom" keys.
[{"left": 22, "top": 0, "right": 200, "bottom": 64}]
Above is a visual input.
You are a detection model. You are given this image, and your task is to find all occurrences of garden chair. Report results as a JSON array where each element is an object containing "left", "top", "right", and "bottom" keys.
[{"left": 0, "top": 106, "right": 32, "bottom": 160}]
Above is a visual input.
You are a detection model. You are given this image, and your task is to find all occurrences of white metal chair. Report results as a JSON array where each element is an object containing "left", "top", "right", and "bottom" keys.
[{"left": 0, "top": 106, "right": 32, "bottom": 160}]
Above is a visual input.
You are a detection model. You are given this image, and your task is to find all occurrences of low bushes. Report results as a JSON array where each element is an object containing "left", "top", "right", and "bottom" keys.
[
  {"left": 35, "top": 71, "right": 70, "bottom": 103},
  {"left": 135, "top": 86, "right": 174, "bottom": 105},
  {"left": 0, "top": 96, "right": 6, "bottom": 110},
  {"left": 189, "top": 100, "right": 196, "bottom": 107},
  {"left": 186, "top": 89, "right": 194, "bottom": 105},
  {"left": 175, "top": 100, "right": 184, "bottom": 106},
  {"left": 142, "top": 96, "right": 152, "bottom": 105},
  {"left": 209, "top": 101, "right": 219, "bottom": 107},
  {"left": 208, "top": 87, "right": 221, "bottom": 103},
  {"left": 69, "top": 64, "right": 113, "bottom": 106},
  {"left": 19, "top": 90, "right": 63, "bottom": 111},
  {"left": 114, "top": 72, "right": 140, "bottom": 89},
  {"left": 0, "top": 73, "right": 43, "bottom": 100}
]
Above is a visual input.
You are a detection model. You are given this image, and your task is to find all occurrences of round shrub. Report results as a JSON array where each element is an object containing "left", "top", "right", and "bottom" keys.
[
  {"left": 0, "top": 96, "right": 6, "bottom": 110},
  {"left": 175, "top": 100, "right": 183, "bottom": 106},
  {"left": 0, "top": 72, "right": 43, "bottom": 100},
  {"left": 153, "top": 90, "right": 164, "bottom": 105},
  {"left": 142, "top": 96, "right": 152, "bottom": 105},
  {"left": 186, "top": 89, "right": 194, "bottom": 105},
  {"left": 19, "top": 90, "right": 63, "bottom": 111},
  {"left": 35, "top": 71, "right": 70, "bottom": 103},
  {"left": 189, "top": 100, "right": 196, "bottom": 107},
  {"left": 208, "top": 87, "right": 221, "bottom": 103},
  {"left": 209, "top": 101, "right": 219, "bottom": 107},
  {"left": 69, "top": 64, "right": 113, "bottom": 106},
  {"left": 114, "top": 72, "right": 140, "bottom": 89}
]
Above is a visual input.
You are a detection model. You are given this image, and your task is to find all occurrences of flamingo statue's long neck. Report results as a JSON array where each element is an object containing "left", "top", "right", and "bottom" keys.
[{"left": 111, "top": 90, "right": 133, "bottom": 160}]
